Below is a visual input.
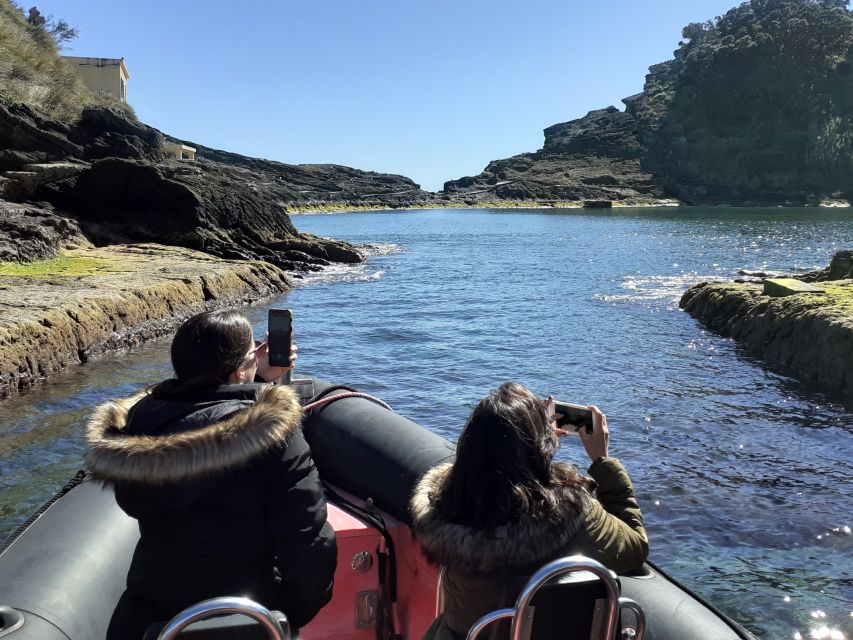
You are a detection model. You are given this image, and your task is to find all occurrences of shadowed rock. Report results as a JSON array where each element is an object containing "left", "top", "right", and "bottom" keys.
[
  {"left": 40, "top": 157, "right": 365, "bottom": 271},
  {"left": 0, "top": 200, "right": 89, "bottom": 262},
  {"left": 442, "top": 107, "right": 667, "bottom": 203},
  {"left": 800, "top": 250, "right": 853, "bottom": 282},
  {"left": 0, "top": 98, "right": 432, "bottom": 270}
]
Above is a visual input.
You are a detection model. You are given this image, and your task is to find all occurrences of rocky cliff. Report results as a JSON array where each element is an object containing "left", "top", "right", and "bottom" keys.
[
  {"left": 445, "top": 0, "right": 853, "bottom": 206},
  {"left": 680, "top": 251, "right": 853, "bottom": 402},
  {"left": 0, "top": 99, "right": 437, "bottom": 271},
  {"left": 443, "top": 107, "right": 667, "bottom": 203}
]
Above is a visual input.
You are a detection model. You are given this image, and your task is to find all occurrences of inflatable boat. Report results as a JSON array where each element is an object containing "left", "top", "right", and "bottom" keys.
[{"left": 0, "top": 378, "right": 757, "bottom": 640}]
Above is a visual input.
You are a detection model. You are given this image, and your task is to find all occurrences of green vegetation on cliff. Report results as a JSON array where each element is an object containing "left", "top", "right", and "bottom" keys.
[
  {"left": 0, "top": 254, "right": 120, "bottom": 278},
  {"left": 448, "top": 0, "right": 853, "bottom": 205},
  {"left": 629, "top": 0, "right": 853, "bottom": 202},
  {"left": 0, "top": 0, "right": 134, "bottom": 120}
]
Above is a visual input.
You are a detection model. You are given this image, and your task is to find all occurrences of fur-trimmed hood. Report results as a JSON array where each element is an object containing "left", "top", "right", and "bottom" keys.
[
  {"left": 410, "top": 462, "right": 593, "bottom": 573},
  {"left": 85, "top": 384, "right": 302, "bottom": 485}
]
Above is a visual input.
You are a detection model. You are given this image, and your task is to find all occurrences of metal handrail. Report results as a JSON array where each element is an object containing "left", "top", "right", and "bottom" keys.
[
  {"left": 467, "top": 608, "right": 515, "bottom": 640},
  {"left": 617, "top": 597, "right": 646, "bottom": 639},
  {"left": 466, "top": 555, "right": 641, "bottom": 640},
  {"left": 511, "top": 556, "right": 620, "bottom": 640},
  {"left": 155, "top": 597, "right": 290, "bottom": 640}
]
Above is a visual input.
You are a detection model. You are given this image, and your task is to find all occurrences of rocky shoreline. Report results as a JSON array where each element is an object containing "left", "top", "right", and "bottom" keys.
[
  {"left": 288, "top": 198, "right": 683, "bottom": 214},
  {"left": 680, "top": 251, "right": 853, "bottom": 402},
  {"left": 0, "top": 243, "right": 291, "bottom": 398}
]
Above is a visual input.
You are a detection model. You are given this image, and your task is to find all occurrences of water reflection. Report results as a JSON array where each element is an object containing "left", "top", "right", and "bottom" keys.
[{"left": 1, "top": 207, "right": 852, "bottom": 639}]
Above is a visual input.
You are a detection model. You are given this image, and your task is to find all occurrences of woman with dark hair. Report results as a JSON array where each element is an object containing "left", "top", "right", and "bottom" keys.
[
  {"left": 85, "top": 309, "right": 337, "bottom": 640},
  {"left": 410, "top": 382, "right": 648, "bottom": 640}
]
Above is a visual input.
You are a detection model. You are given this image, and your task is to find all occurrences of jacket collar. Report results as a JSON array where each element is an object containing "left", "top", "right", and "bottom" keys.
[
  {"left": 410, "top": 463, "right": 591, "bottom": 573},
  {"left": 85, "top": 384, "right": 302, "bottom": 485}
]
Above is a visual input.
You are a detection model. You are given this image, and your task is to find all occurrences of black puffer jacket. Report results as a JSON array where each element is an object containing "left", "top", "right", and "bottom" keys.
[{"left": 85, "top": 383, "right": 337, "bottom": 639}]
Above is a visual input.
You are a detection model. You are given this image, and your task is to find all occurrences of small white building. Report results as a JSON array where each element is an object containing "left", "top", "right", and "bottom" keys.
[
  {"left": 162, "top": 142, "right": 196, "bottom": 161},
  {"left": 62, "top": 56, "right": 130, "bottom": 102}
]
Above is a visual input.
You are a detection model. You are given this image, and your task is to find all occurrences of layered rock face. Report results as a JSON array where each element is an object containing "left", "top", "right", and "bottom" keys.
[
  {"left": 443, "top": 107, "right": 667, "bottom": 203},
  {"left": 680, "top": 250, "right": 853, "bottom": 401},
  {"left": 188, "top": 141, "right": 433, "bottom": 210},
  {"left": 0, "top": 98, "right": 433, "bottom": 271},
  {"left": 40, "top": 157, "right": 368, "bottom": 271},
  {"left": 0, "top": 200, "right": 88, "bottom": 262}
]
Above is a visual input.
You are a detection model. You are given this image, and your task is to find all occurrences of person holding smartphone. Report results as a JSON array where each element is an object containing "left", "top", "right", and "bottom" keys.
[
  {"left": 410, "top": 382, "right": 648, "bottom": 640},
  {"left": 85, "top": 309, "right": 335, "bottom": 640}
]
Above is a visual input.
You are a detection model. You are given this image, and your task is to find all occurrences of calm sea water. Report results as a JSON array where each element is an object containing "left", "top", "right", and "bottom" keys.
[{"left": 1, "top": 207, "right": 851, "bottom": 639}]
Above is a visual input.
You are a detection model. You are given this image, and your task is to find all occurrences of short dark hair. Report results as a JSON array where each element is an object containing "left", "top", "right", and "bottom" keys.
[
  {"left": 432, "top": 382, "right": 588, "bottom": 532},
  {"left": 154, "top": 309, "right": 253, "bottom": 397}
]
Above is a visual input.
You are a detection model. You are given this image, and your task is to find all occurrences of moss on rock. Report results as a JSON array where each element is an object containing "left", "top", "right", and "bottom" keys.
[
  {"left": 680, "top": 267, "right": 853, "bottom": 401},
  {"left": 0, "top": 244, "right": 291, "bottom": 398},
  {"left": 0, "top": 254, "right": 118, "bottom": 277}
]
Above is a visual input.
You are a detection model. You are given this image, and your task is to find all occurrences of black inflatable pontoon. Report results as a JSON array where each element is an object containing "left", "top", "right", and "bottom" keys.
[{"left": 0, "top": 378, "right": 756, "bottom": 639}]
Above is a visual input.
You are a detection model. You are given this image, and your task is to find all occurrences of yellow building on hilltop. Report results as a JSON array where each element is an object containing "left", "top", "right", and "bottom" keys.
[{"left": 62, "top": 56, "right": 130, "bottom": 102}]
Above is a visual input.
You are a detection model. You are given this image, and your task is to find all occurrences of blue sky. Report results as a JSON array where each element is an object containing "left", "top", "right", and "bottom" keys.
[{"left": 38, "top": 0, "right": 742, "bottom": 191}]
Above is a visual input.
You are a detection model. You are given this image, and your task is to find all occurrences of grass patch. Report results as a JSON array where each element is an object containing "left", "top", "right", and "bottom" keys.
[
  {"left": 818, "top": 281, "right": 853, "bottom": 313},
  {"left": 0, "top": 255, "right": 122, "bottom": 278},
  {"left": 0, "top": 0, "right": 136, "bottom": 121}
]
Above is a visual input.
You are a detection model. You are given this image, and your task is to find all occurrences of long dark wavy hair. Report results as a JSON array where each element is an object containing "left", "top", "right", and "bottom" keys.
[
  {"left": 152, "top": 309, "right": 253, "bottom": 398},
  {"left": 432, "top": 382, "right": 590, "bottom": 532}
]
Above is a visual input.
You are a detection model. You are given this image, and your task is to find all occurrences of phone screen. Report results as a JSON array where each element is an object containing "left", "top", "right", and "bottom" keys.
[
  {"left": 267, "top": 309, "right": 292, "bottom": 367},
  {"left": 553, "top": 401, "right": 594, "bottom": 434}
]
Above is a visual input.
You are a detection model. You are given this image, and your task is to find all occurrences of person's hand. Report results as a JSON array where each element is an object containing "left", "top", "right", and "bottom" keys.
[
  {"left": 578, "top": 405, "right": 609, "bottom": 462},
  {"left": 543, "top": 396, "right": 571, "bottom": 437},
  {"left": 256, "top": 336, "right": 298, "bottom": 382}
]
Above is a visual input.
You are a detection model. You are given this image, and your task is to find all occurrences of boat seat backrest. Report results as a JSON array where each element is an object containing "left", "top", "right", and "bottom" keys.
[
  {"left": 465, "top": 556, "right": 645, "bottom": 640},
  {"left": 480, "top": 574, "right": 617, "bottom": 640}
]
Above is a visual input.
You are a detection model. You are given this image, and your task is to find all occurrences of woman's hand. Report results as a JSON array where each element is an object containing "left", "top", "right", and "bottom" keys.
[
  {"left": 578, "top": 405, "right": 609, "bottom": 462},
  {"left": 256, "top": 338, "right": 298, "bottom": 383}
]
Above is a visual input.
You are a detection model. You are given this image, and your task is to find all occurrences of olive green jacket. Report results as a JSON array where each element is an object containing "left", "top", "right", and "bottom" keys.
[{"left": 410, "top": 458, "right": 648, "bottom": 640}]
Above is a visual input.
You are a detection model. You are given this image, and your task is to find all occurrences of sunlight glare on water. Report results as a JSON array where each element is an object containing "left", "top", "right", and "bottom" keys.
[{"left": 0, "top": 207, "right": 851, "bottom": 639}]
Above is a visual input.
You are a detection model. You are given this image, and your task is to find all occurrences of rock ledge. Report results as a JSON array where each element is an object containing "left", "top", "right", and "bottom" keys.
[
  {"left": 680, "top": 251, "right": 853, "bottom": 401},
  {"left": 0, "top": 244, "right": 291, "bottom": 398}
]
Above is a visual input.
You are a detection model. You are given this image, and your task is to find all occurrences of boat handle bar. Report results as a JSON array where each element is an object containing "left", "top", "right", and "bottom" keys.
[
  {"left": 618, "top": 596, "right": 646, "bottom": 640},
  {"left": 155, "top": 596, "right": 290, "bottom": 640}
]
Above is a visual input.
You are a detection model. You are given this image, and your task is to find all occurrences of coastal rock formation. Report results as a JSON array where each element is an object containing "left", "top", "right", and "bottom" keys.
[
  {"left": 442, "top": 107, "right": 667, "bottom": 204},
  {"left": 444, "top": 1, "right": 853, "bottom": 206},
  {"left": 800, "top": 250, "right": 853, "bottom": 282},
  {"left": 0, "top": 97, "right": 434, "bottom": 271},
  {"left": 38, "top": 157, "right": 365, "bottom": 271},
  {"left": 0, "top": 100, "right": 160, "bottom": 167},
  {"left": 0, "top": 200, "right": 89, "bottom": 262},
  {"left": 0, "top": 244, "right": 291, "bottom": 398},
  {"left": 680, "top": 251, "right": 853, "bottom": 401},
  {"left": 186, "top": 140, "right": 435, "bottom": 211}
]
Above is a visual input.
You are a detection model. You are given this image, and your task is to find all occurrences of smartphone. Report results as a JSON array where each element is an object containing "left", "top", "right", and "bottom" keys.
[
  {"left": 553, "top": 401, "right": 594, "bottom": 434},
  {"left": 267, "top": 309, "right": 293, "bottom": 368}
]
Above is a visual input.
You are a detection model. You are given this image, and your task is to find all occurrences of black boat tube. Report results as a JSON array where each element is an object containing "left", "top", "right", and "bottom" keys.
[
  {"left": 301, "top": 378, "right": 455, "bottom": 524},
  {"left": 0, "top": 476, "right": 137, "bottom": 640},
  {"left": 301, "top": 378, "right": 756, "bottom": 639},
  {"left": 0, "top": 377, "right": 755, "bottom": 640}
]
